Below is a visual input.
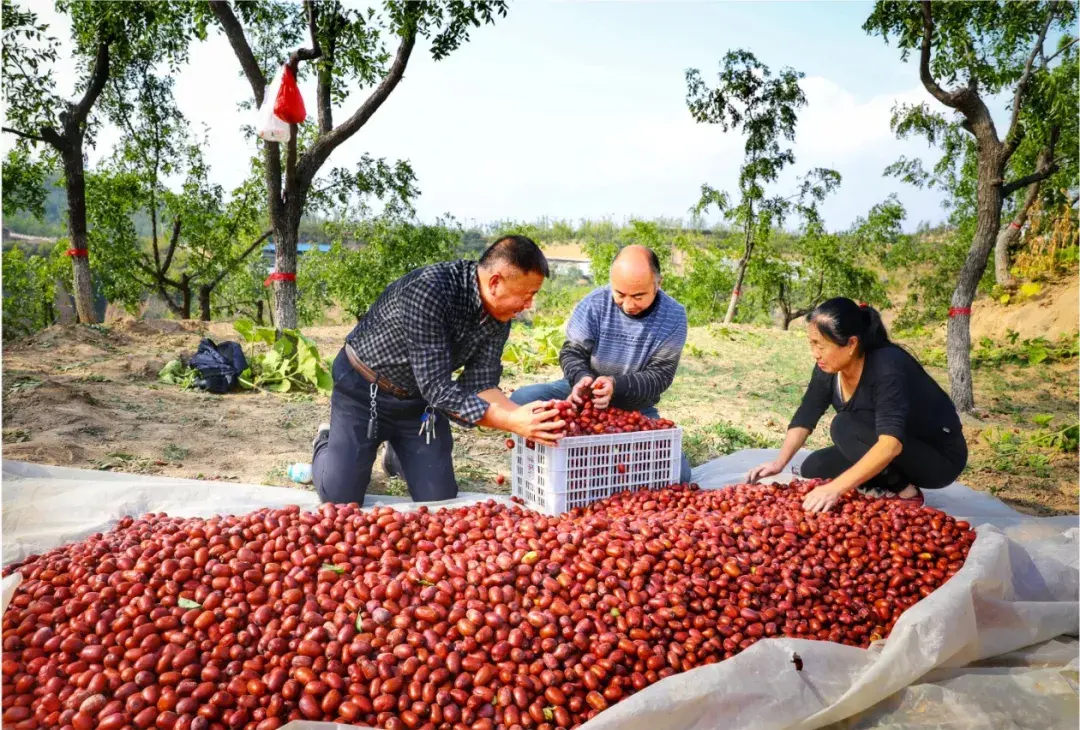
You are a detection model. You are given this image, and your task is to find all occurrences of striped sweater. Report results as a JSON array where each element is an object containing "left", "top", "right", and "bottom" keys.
[{"left": 559, "top": 287, "right": 688, "bottom": 411}]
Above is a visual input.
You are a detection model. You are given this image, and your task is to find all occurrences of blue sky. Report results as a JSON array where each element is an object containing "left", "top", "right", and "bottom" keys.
[{"left": 22, "top": 1, "right": 975, "bottom": 232}]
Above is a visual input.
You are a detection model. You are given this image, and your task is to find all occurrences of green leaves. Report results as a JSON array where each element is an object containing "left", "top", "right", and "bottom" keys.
[
  {"left": 178, "top": 597, "right": 202, "bottom": 610},
  {"left": 686, "top": 49, "right": 806, "bottom": 203},
  {"left": 158, "top": 360, "right": 197, "bottom": 389},
  {"left": 296, "top": 215, "right": 462, "bottom": 324},
  {"left": 2, "top": 0, "right": 61, "bottom": 133},
  {"left": 2, "top": 146, "right": 56, "bottom": 221},
  {"left": 1, "top": 242, "right": 66, "bottom": 341},
  {"left": 503, "top": 327, "right": 562, "bottom": 373},
  {"left": 968, "top": 332, "right": 1078, "bottom": 369},
  {"left": 233, "top": 320, "right": 333, "bottom": 396}
]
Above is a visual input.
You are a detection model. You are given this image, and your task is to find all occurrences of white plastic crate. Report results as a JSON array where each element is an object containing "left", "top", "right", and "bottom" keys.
[{"left": 510, "top": 428, "right": 683, "bottom": 515}]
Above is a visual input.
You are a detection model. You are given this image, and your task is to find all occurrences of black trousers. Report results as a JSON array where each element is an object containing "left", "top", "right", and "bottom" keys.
[
  {"left": 312, "top": 349, "right": 457, "bottom": 504},
  {"left": 799, "top": 411, "right": 967, "bottom": 491}
]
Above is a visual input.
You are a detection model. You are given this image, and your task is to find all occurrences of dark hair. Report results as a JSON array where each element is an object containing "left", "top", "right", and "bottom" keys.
[
  {"left": 645, "top": 248, "right": 661, "bottom": 279},
  {"left": 807, "top": 297, "right": 889, "bottom": 355},
  {"left": 478, "top": 235, "right": 549, "bottom": 278}
]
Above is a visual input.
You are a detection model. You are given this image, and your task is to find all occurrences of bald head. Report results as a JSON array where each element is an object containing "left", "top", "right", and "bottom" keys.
[{"left": 609, "top": 245, "right": 661, "bottom": 316}]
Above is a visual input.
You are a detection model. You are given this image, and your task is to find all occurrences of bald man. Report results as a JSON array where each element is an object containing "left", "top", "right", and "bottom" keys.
[{"left": 510, "top": 245, "right": 692, "bottom": 482}]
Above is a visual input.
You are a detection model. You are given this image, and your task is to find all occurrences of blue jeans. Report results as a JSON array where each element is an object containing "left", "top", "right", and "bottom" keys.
[
  {"left": 510, "top": 379, "right": 693, "bottom": 483},
  {"left": 313, "top": 349, "right": 457, "bottom": 504}
]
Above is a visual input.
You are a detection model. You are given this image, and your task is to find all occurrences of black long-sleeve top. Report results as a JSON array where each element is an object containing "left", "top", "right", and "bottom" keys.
[{"left": 789, "top": 345, "right": 963, "bottom": 446}]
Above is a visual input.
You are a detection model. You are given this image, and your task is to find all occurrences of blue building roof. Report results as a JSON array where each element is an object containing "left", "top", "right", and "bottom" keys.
[{"left": 262, "top": 242, "right": 332, "bottom": 254}]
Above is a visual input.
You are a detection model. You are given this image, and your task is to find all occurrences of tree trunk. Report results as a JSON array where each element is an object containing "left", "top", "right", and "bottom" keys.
[
  {"left": 265, "top": 291, "right": 275, "bottom": 328},
  {"left": 994, "top": 179, "right": 1042, "bottom": 287},
  {"left": 180, "top": 274, "right": 192, "bottom": 320},
  {"left": 157, "top": 286, "right": 186, "bottom": 319},
  {"left": 723, "top": 245, "right": 753, "bottom": 324},
  {"left": 947, "top": 147, "right": 1006, "bottom": 412},
  {"left": 256, "top": 300, "right": 265, "bottom": 326},
  {"left": 272, "top": 218, "right": 299, "bottom": 330},
  {"left": 62, "top": 138, "right": 97, "bottom": 324},
  {"left": 199, "top": 284, "right": 212, "bottom": 321},
  {"left": 723, "top": 203, "right": 755, "bottom": 324}
]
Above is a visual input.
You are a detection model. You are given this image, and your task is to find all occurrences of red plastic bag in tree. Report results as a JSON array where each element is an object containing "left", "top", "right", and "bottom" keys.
[{"left": 274, "top": 66, "right": 306, "bottom": 124}]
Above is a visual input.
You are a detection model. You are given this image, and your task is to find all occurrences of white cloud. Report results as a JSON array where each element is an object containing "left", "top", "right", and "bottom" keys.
[{"left": 5, "top": 3, "right": 951, "bottom": 231}]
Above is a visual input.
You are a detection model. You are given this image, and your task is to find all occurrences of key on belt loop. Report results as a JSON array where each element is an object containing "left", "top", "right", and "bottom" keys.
[{"left": 367, "top": 382, "right": 378, "bottom": 439}]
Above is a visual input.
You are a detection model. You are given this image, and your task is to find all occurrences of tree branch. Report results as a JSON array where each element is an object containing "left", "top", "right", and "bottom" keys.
[
  {"left": 207, "top": 1, "right": 267, "bottom": 105},
  {"left": 155, "top": 281, "right": 185, "bottom": 318},
  {"left": 110, "top": 77, "right": 154, "bottom": 170},
  {"left": 133, "top": 257, "right": 162, "bottom": 283},
  {"left": 207, "top": 2, "right": 284, "bottom": 210},
  {"left": 1003, "top": 128, "right": 1059, "bottom": 196},
  {"left": 1043, "top": 37, "right": 1078, "bottom": 66},
  {"left": 919, "top": 1, "right": 959, "bottom": 109},
  {"left": 287, "top": 0, "right": 321, "bottom": 71},
  {"left": 317, "top": 3, "right": 340, "bottom": 135},
  {"left": 298, "top": 23, "right": 418, "bottom": 189},
  {"left": 161, "top": 218, "right": 182, "bottom": 274},
  {"left": 72, "top": 42, "right": 110, "bottom": 125},
  {"left": 1002, "top": 162, "right": 1058, "bottom": 197},
  {"left": 2, "top": 126, "right": 49, "bottom": 145},
  {"left": 286, "top": 123, "right": 299, "bottom": 204},
  {"left": 1004, "top": 7, "right": 1054, "bottom": 159},
  {"left": 208, "top": 229, "right": 272, "bottom": 290},
  {"left": 813, "top": 271, "right": 825, "bottom": 303}
]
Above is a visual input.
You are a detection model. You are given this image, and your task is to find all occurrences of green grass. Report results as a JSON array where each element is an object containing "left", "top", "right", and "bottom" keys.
[{"left": 163, "top": 443, "right": 190, "bottom": 462}]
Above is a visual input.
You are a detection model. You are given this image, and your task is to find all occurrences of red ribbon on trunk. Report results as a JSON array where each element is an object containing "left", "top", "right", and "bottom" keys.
[
  {"left": 263, "top": 271, "right": 296, "bottom": 287},
  {"left": 948, "top": 307, "right": 972, "bottom": 318},
  {"left": 64, "top": 248, "right": 88, "bottom": 258}
]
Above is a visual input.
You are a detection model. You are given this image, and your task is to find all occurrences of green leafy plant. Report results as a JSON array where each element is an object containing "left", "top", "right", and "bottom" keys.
[
  {"left": 981, "top": 419, "right": 1077, "bottom": 478},
  {"left": 1028, "top": 417, "right": 1080, "bottom": 453},
  {"left": 971, "top": 333, "right": 1078, "bottom": 368},
  {"left": 502, "top": 326, "right": 563, "bottom": 373},
  {"left": 683, "top": 421, "right": 781, "bottom": 465},
  {"left": 233, "top": 319, "right": 333, "bottom": 395},
  {"left": 2, "top": 243, "right": 67, "bottom": 340},
  {"left": 157, "top": 359, "right": 197, "bottom": 388}
]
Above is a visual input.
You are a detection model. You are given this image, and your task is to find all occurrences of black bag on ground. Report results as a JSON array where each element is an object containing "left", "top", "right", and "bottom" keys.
[{"left": 188, "top": 338, "right": 248, "bottom": 394}]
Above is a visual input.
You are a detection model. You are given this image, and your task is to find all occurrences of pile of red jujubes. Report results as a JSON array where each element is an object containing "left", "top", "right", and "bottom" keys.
[
  {"left": 1, "top": 481, "right": 974, "bottom": 730},
  {"left": 551, "top": 394, "right": 675, "bottom": 438}
]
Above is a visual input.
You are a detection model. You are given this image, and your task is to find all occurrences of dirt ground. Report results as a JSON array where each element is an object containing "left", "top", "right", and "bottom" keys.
[
  {"left": 2, "top": 315, "right": 1076, "bottom": 516},
  {"left": 970, "top": 275, "right": 1079, "bottom": 341}
]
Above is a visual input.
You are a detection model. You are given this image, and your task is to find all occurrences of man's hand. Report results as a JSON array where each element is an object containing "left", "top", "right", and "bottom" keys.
[
  {"left": 591, "top": 376, "right": 615, "bottom": 409},
  {"left": 508, "top": 401, "right": 566, "bottom": 446},
  {"left": 802, "top": 483, "right": 847, "bottom": 513},
  {"left": 746, "top": 460, "right": 784, "bottom": 484},
  {"left": 569, "top": 377, "right": 593, "bottom": 407}
]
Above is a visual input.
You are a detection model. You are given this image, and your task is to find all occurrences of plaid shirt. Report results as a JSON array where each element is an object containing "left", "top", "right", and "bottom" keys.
[{"left": 344, "top": 259, "right": 509, "bottom": 424}]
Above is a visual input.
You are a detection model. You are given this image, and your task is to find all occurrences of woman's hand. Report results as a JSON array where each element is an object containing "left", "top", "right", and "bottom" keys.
[
  {"left": 802, "top": 483, "right": 849, "bottom": 513},
  {"left": 746, "top": 460, "right": 785, "bottom": 484}
]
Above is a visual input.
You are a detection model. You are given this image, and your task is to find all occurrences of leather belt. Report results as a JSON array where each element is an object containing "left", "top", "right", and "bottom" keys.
[{"left": 344, "top": 344, "right": 413, "bottom": 399}]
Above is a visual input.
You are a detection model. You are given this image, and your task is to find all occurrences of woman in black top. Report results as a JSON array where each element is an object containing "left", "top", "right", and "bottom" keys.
[{"left": 747, "top": 298, "right": 967, "bottom": 513}]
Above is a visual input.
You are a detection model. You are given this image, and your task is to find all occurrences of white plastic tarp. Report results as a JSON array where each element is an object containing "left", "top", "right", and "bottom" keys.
[{"left": 2, "top": 453, "right": 1077, "bottom": 730}]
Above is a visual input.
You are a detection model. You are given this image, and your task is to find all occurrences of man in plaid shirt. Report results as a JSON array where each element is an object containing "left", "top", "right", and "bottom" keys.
[{"left": 312, "top": 236, "right": 565, "bottom": 504}]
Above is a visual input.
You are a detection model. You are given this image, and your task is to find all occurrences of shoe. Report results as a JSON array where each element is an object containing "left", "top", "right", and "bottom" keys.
[
  {"left": 382, "top": 444, "right": 402, "bottom": 479},
  {"left": 857, "top": 485, "right": 896, "bottom": 500},
  {"left": 857, "top": 484, "right": 924, "bottom": 506},
  {"left": 312, "top": 422, "right": 330, "bottom": 450},
  {"left": 896, "top": 486, "right": 925, "bottom": 506}
]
